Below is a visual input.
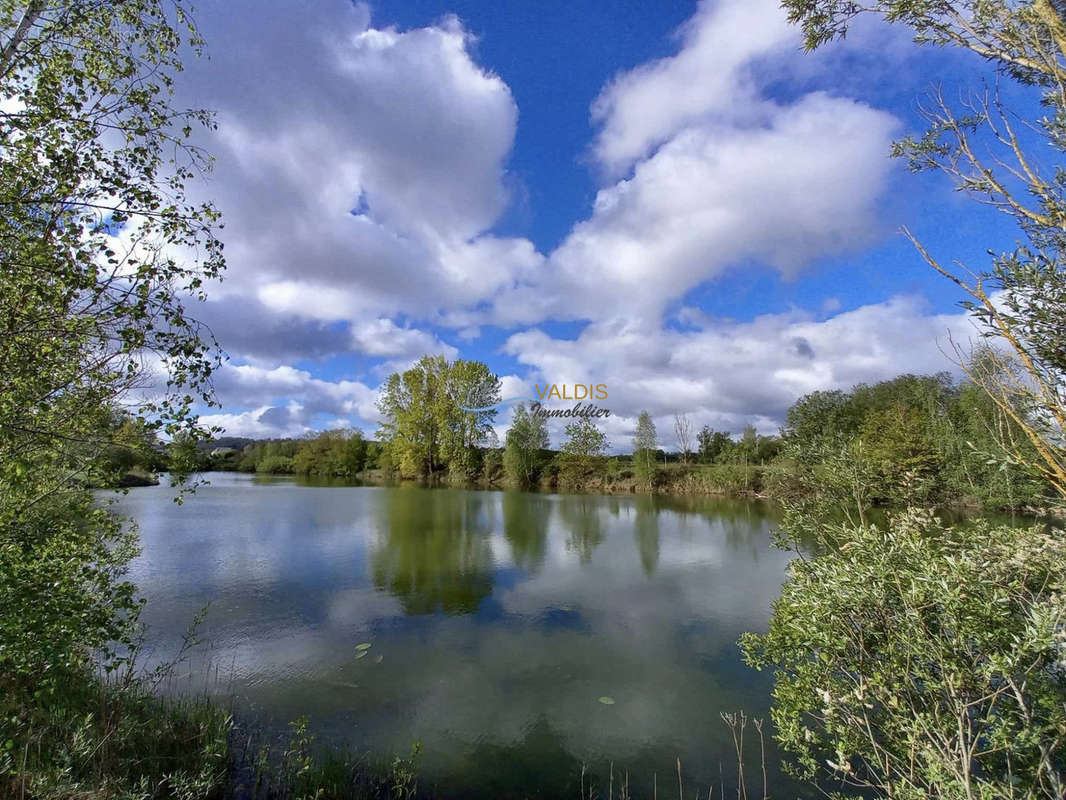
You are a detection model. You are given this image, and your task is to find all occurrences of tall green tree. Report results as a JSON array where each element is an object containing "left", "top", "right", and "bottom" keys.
[
  {"left": 558, "top": 418, "right": 609, "bottom": 486},
  {"left": 697, "top": 425, "right": 732, "bottom": 463},
  {"left": 503, "top": 403, "right": 549, "bottom": 488},
  {"left": 440, "top": 358, "right": 502, "bottom": 480},
  {"left": 782, "top": 390, "right": 859, "bottom": 455},
  {"left": 377, "top": 355, "right": 445, "bottom": 478},
  {"left": 562, "top": 418, "right": 609, "bottom": 459},
  {"left": 376, "top": 355, "right": 500, "bottom": 480},
  {"left": 1, "top": 0, "right": 223, "bottom": 685},
  {"left": 860, "top": 401, "right": 939, "bottom": 502},
  {"left": 632, "top": 410, "right": 657, "bottom": 483}
]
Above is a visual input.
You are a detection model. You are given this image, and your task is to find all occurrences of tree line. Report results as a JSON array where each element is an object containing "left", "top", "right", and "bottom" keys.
[
  {"left": 354, "top": 354, "right": 1055, "bottom": 509},
  {"left": 180, "top": 353, "right": 1057, "bottom": 511}
]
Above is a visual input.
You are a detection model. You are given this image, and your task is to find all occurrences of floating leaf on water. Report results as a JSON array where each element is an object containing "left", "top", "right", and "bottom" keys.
[
  {"left": 598, "top": 696, "right": 616, "bottom": 705},
  {"left": 355, "top": 642, "right": 373, "bottom": 651}
]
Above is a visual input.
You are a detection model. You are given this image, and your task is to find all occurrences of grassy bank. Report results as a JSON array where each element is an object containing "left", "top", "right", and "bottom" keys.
[
  {"left": 5, "top": 673, "right": 767, "bottom": 800},
  {"left": 568, "top": 462, "right": 773, "bottom": 497},
  {"left": 353, "top": 461, "right": 1038, "bottom": 513},
  {"left": 2, "top": 671, "right": 422, "bottom": 800},
  {"left": 2, "top": 671, "right": 229, "bottom": 800}
]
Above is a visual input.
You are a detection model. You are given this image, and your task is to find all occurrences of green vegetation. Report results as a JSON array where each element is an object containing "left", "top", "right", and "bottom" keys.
[
  {"left": 745, "top": 2, "right": 1066, "bottom": 798},
  {"left": 632, "top": 411, "right": 657, "bottom": 484},
  {"left": 201, "top": 367, "right": 1056, "bottom": 509},
  {"left": 743, "top": 509, "right": 1066, "bottom": 798},
  {"left": 189, "top": 430, "right": 382, "bottom": 478},
  {"left": 84, "top": 410, "right": 169, "bottom": 487},
  {"left": 557, "top": 417, "right": 610, "bottom": 488},
  {"left": 0, "top": 2, "right": 468, "bottom": 796},
  {"left": 3, "top": 674, "right": 231, "bottom": 799},
  {"left": 0, "top": 0, "right": 232, "bottom": 795},
  {"left": 776, "top": 371, "right": 1050, "bottom": 509},
  {"left": 4, "top": 0, "right": 1065, "bottom": 796},
  {"left": 376, "top": 355, "right": 501, "bottom": 481},
  {"left": 502, "top": 403, "right": 550, "bottom": 488},
  {"left": 291, "top": 428, "right": 370, "bottom": 477}
]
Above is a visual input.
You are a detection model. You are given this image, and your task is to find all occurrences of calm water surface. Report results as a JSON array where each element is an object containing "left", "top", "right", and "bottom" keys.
[{"left": 115, "top": 473, "right": 811, "bottom": 798}]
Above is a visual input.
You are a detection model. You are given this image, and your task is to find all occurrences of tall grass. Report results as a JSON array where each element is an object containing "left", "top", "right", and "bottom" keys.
[
  {"left": 2, "top": 680, "right": 772, "bottom": 800},
  {"left": 1, "top": 670, "right": 231, "bottom": 800}
]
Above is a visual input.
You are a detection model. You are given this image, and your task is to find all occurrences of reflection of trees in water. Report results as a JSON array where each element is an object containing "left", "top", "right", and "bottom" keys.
[
  {"left": 646, "top": 495, "right": 779, "bottom": 556},
  {"left": 557, "top": 496, "right": 605, "bottom": 564},
  {"left": 632, "top": 496, "right": 660, "bottom": 576},
  {"left": 503, "top": 491, "right": 550, "bottom": 573},
  {"left": 371, "top": 488, "right": 494, "bottom": 615},
  {"left": 452, "top": 716, "right": 584, "bottom": 800}
]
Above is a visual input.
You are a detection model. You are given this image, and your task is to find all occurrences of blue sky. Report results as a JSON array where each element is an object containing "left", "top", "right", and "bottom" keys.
[{"left": 162, "top": 0, "right": 1035, "bottom": 447}]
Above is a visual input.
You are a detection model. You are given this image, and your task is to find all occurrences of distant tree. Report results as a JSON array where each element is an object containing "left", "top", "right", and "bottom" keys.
[
  {"left": 559, "top": 418, "right": 609, "bottom": 486},
  {"left": 697, "top": 426, "right": 732, "bottom": 463},
  {"left": 673, "top": 413, "right": 693, "bottom": 464},
  {"left": 563, "top": 418, "right": 609, "bottom": 459},
  {"left": 256, "top": 455, "right": 295, "bottom": 475},
  {"left": 783, "top": 390, "right": 861, "bottom": 456},
  {"left": 377, "top": 356, "right": 446, "bottom": 478},
  {"left": 92, "top": 411, "right": 165, "bottom": 486},
  {"left": 633, "top": 411, "right": 657, "bottom": 483},
  {"left": 738, "top": 424, "right": 758, "bottom": 465},
  {"left": 503, "top": 404, "right": 549, "bottom": 488},
  {"left": 481, "top": 448, "right": 504, "bottom": 484},
  {"left": 292, "top": 429, "right": 367, "bottom": 477},
  {"left": 440, "top": 359, "right": 502, "bottom": 480},
  {"left": 364, "top": 440, "right": 383, "bottom": 471}
]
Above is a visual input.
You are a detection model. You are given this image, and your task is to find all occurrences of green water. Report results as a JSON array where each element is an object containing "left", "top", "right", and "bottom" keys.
[{"left": 116, "top": 472, "right": 813, "bottom": 798}]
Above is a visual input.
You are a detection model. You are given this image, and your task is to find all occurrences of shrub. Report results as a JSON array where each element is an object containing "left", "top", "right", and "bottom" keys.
[
  {"left": 256, "top": 455, "right": 295, "bottom": 474},
  {"left": 742, "top": 508, "right": 1066, "bottom": 799},
  {"left": 669, "top": 464, "right": 763, "bottom": 495},
  {"left": 0, "top": 675, "right": 231, "bottom": 800},
  {"left": 481, "top": 448, "right": 504, "bottom": 484}
]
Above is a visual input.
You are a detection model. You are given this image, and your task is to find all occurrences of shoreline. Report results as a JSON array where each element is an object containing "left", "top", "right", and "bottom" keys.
[{"left": 167, "top": 468, "right": 1060, "bottom": 518}]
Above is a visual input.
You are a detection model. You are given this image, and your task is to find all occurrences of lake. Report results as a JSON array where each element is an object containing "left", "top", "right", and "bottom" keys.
[{"left": 114, "top": 472, "right": 812, "bottom": 799}]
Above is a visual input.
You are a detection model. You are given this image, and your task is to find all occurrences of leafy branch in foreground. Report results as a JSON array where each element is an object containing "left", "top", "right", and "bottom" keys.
[
  {"left": 749, "top": 3, "right": 1066, "bottom": 798},
  {"left": 1, "top": 1, "right": 226, "bottom": 796},
  {"left": 0, "top": 0, "right": 226, "bottom": 504},
  {"left": 786, "top": 0, "right": 1066, "bottom": 495}
]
